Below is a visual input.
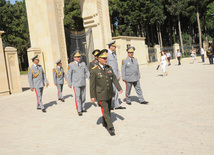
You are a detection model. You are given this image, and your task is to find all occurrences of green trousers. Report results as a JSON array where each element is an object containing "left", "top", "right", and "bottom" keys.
[{"left": 98, "top": 99, "right": 113, "bottom": 129}]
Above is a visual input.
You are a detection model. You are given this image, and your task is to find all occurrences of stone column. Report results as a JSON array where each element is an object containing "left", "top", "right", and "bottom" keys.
[
  {"left": 79, "top": 0, "right": 112, "bottom": 62},
  {"left": 25, "top": 0, "right": 68, "bottom": 86},
  {"left": 4, "top": 47, "right": 22, "bottom": 94},
  {"left": 27, "top": 48, "right": 45, "bottom": 72},
  {"left": 154, "top": 45, "right": 160, "bottom": 62},
  {"left": 0, "top": 31, "right": 10, "bottom": 96},
  {"left": 173, "top": 43, "right": 180, "bottom": 59},
  {"left": 203, "top": 41, "right": 209, "bottom": 50}
]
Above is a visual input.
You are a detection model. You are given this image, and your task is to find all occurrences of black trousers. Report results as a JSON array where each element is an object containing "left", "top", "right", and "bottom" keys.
[
  {"left": 201, "top": 54, "right": 205, "bottom": 62},
  {"left": 177, "top": 57, "right": 181, "bottom": 65},
  {"left": 167, "top": 57, "right": 171, "bottom": 64},
  {"left": 208, "top": 55, "right": 213, "bottom": 64}
]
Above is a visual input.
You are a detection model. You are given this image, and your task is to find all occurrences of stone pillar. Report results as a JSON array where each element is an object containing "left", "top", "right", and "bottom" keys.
[
  {"left": 154, "top": 45, "right": 160, "bottom": 62},
  {"left": 25, "top": 0, "right": 68, "bottom": 86},
  {"left": 0, "top": 31, "right": 10, "bottom": 96},
  {"left": 79, "top": 0, "right": 112, "bottom": 62},
  {"left": 173, "top": 43, "right": 180, "bottom": 59},
  {"left": 203, "top": 41, "right": 209, "bottom": 50},
  {"left": 145, "top": 45, "right": 149, "bottom": 63},
  {"left": 4, "top": 47, "right": 22, "bottom": 94},
  {"left": 27, "top": 48, "right": 45, "bottom": 72}
]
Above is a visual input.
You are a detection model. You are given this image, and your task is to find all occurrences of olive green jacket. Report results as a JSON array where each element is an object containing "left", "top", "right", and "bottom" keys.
[{"left": 90, "top": 64, "right": 122, "bottom": 101}]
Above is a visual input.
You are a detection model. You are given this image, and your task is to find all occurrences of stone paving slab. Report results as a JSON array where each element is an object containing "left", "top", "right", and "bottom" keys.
[{"left": 0, "top": 58, "right": 214, "bottom": 154}]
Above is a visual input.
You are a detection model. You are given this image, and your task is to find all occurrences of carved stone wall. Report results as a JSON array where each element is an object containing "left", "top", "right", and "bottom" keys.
[{"left": 0, "top": 31, "right": 10, "bottom": 96}]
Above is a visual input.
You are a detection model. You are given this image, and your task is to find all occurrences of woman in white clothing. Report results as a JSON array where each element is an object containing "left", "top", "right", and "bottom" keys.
[
  {"left": 191, "top": 49, "right": 196, "bottom": 63},
  {"left": 159, "top": 51, "right": 169, "bottom": 76}
]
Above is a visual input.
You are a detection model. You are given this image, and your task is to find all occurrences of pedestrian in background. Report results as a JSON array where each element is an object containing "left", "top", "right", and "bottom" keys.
[
  {"left": 200, "top": 46, "right": 205, "bottom": 63},
  {"left": 159, "top": 51, "right": 169, "bottom": 77},
  {"left": 176, "top": 49, "right": 182, "bottom": 65},
  {"left": 191, "top": 49, "right": 196, "bottom": 64},
  {"left": 206, "top": 46, "right": 213, "bottom": 65},
  {"left": 166, "top": 50, "right": 171, "bottom": 66}
]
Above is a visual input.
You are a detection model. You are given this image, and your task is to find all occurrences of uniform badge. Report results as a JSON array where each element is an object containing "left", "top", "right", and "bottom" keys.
[
  {"left": 108, "top": 71, "right": 112, "bottom": 74},
  {"left": 68, "top": 66, "right": 70, "bottom": 70},
  {"left": 28, "top": 68, "right": 30, "bottom": 72},
  {"left": 53, "top": 69, "right": 55, "bottom": 72},
  {"left": 122, "top": 61, "right": 124, "bottom": 66}
]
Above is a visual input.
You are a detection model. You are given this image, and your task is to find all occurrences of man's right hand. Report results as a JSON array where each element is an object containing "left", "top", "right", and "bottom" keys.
[
  {"left": 69, "top": 85, "right": 72, "bottom": 88},
  {"left": 123, "top": 80, "right": 126, "bottom": 83},
  {"left": 31, "top": 88, "right": 34, "bottom": 92},
  {"left": 91, "top": 98, "right": 96, "bottom": 103},
  {"left": 55, "top": 84, "right": 57, "bottom": 86}
]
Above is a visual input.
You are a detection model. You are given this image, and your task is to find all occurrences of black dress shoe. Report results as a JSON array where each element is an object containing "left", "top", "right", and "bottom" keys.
[
  {"left": 61, "top": 98, "right": 65, "bottom": 102},
  {"left": 140, "top": 101, "right": 149, "bottom": 104},
  {"left": 127, "top": 102, "right": 132, "bottom": 105},
  {"left": 109, "top": 127, "right": 115, "bottom": 136},
  {"left": 42, "top": 109, "right": 46, "bottom": 113},
  {"left": 111, "top": 107, "right": 114, "bottom": 110},
  {"left": 37, "top": 107, "right": 41, "bottom": 110},
  {"left": 82, "top": 110, "right": 87, "bottom": 113},
  {"left": 115, "top": 106, "right": 126, "bottom": 110},
  {"left": 78, "top": 112, "right": 83, "bottom": 116},
  {"left": 102, "top": 123, "right": 107, "bottom": 127},
  {"left": 58, "top": 98, "right": 61, "bottom": 101}
]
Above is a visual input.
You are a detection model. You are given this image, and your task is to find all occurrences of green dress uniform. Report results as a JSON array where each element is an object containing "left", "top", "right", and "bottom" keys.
[
  {"left": 90, "top": 50, "right": 122, "bottom": 130},
  {"left": 89, "top": 49, "right": 100, "bottom": 70}
]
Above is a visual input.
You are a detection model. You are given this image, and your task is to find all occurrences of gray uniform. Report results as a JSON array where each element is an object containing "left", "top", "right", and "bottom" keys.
[
  {"left": 67, "top": 61, "right": 90, "bottom": 113},
  {"left": 53, "top": 66, "right": 67, "bottom": 100},
  {"left": 28, "top": 64, "right": 49, "bottom": 109},
  {"left": 107, "top": 49, "right": 120, "bottom": 108},
  {"left": 121, "top": 57, "right": 145, "bottom": 103}
]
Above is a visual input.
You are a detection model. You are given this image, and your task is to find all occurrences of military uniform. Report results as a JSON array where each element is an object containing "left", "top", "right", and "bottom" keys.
[
  {"left": 89, "top": 49, "right": 100, "bottom": 70},
  {"left": 90, "top": 49, "right": 122, "bottom": 135},
  {"left": 53, "top": 59, "right": 67, "bottom": 102},
  {"left": 28, "top": 55, "right": 49, "bottom": 112},
  {"left": 67, "top": 51, "right": 90, "bottom": 115},
  {"left": 107, "top": 41, "right": 121, "bottom": 109},
  {"left": 121, "top": 46, "right": 148, "bottom": 105}
]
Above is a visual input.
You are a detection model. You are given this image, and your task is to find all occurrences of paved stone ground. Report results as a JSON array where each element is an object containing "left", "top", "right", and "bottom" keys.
[{"left": 0, "top": 57, "right": 214, "bottom": 155}]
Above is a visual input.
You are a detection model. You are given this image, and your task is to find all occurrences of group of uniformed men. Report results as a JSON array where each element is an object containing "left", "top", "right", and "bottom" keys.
[{"left": 28, "top": 41, "right": 149, "bottom": 136}]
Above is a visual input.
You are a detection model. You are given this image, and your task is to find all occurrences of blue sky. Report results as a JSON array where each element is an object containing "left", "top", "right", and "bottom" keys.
[{"left": 7, "top": 0, "right": 22, "bottom": 4}]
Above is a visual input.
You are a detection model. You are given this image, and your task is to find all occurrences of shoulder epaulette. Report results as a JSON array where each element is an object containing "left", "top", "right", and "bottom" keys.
[{"left": 92, "top": 65, "right": 98, "bottom": 70}]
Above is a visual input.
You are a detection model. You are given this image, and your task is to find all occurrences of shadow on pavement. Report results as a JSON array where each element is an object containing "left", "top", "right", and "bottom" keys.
[
  {"left": 85, "top": 102, "right": 97, "bottom": 111},
  {"left": 44, "top": 101, "right": 57, "bottom": 109},
  {"left": 96, "top": 112, "right": 125, "bottom": 125},
  {"left": 64, "top": 94, "right": 73, "bottom": 99},
  {"left": 123, "top": 96, "right": 140, "bottom": 103},
  {"left": 22, "top": 87, "right": 30, "bottom": 92}
]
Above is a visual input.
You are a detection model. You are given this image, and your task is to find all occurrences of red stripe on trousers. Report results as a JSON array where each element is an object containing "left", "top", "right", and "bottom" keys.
[
  {"left": 125, "top": 82, "right": 127, "bottom": 103},
  {"left": 56, "top": 85, "right": 60, "bottom": 99},
  {"left": 99, "top": 101, "right": 109, "bottom": 129},
  {"left": 73, "top": 87, "right": 78, "bottom": 113},
  {"left": 35, "top": 89, "right": 42, "bottom": 110}
]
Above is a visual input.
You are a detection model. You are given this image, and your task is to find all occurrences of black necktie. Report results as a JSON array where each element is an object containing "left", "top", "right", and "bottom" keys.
[
  {"left": 131, "top": 58, "right": 133, "bottom": 63},
  {"left": 103, "top": 66, "right": 106, "bottom": 71}
]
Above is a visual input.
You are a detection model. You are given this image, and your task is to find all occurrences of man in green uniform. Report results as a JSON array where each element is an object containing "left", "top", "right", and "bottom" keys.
[
  {"left": 89, "top": 49, "right": 100, "bottom": 70},
  {"left": 90, "top": 49, "right": 123, "bottom": 136}
]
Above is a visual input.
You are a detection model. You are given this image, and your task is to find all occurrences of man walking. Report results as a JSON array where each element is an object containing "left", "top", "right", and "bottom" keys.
[
  {"left": 200, "top": 46, "right": 205, "bottom": 63},
  {"left": 107, "top": 41, "right": 126, "bottom": 110},
  {"left": 28, "top": 55, "right": 49, "bottom": 113},
  {"left": 67, "top": 50, "right": 90, "bottom": 116},
  {"left": 206, "top": 46, "right": 213, "bottom": 65},
  {"left": 90, "top": 49, "right": 123, "bottom": 136},
  {"left": 121, "top": 46, "right": 149, "bottom": 105},
  {"left": 53, "top": 59, "right": 67, "bottom": 102},
  {"left": 176, "top": 49, "right": 182, "bottom": 65},
  {"left": 89, "top": 49, "right": 100, "bottom": 70}
]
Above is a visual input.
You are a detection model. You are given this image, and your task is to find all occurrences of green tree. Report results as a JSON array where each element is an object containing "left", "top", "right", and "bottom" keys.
[
  {"left": 0, "top": 0, "right": 30, "bottom": 71},
  {"left": 166, "top": 0, "right": 189, "bottom": 53},
  {"left": 64, "top": 0, "right": 84, "bottom": 31}
]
